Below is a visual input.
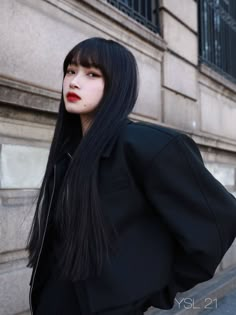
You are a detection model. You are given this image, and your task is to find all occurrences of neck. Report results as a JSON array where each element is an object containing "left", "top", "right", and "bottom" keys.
[{"left": 80, "top": 114, "right": 93, "bottom": 136}]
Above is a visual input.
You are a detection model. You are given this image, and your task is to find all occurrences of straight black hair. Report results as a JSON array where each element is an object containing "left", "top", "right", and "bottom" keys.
[{"left": 27, "top": 37, "right": 139, "bottom": 281}]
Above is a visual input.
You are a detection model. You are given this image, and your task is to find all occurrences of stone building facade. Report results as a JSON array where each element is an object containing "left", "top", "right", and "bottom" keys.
[{"left": 0, "top": 0, "right": 236, "bottom": 314}]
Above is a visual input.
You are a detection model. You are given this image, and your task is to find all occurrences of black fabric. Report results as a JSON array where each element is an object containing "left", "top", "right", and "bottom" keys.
[
  {"left": 35, "top": 276, "right": 148, "bottom": 315},
  {"left": 34, "top": 146, "right": 149, "bottom": 314},
  {"left": 35, "top": 279, "right": 80, "bottom": 315},
  {"left": 30, "top": 119, "right": 236, "bottom": 314},
  {"left": 34, "top": 152, "right": 76, "bottom": 314}
]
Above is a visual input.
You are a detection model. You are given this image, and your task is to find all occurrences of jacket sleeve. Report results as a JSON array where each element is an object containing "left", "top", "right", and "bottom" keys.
[{"left": 143, "top": 133, "right": 236, "bottom": 293}]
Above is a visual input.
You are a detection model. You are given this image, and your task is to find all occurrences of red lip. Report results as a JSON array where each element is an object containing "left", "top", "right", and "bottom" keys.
[{"left": 66, "top": 92, "right": 81, "bottom": 102}]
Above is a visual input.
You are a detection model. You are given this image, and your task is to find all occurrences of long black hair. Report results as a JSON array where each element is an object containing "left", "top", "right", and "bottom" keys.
[{"left": 27, "top": 37, "right": 139, "bottom": 281}]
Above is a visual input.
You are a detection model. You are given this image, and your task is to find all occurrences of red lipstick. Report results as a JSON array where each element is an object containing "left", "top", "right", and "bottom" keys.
[{"left": 66, "top": 92, "right": 81, "bottom": 102}]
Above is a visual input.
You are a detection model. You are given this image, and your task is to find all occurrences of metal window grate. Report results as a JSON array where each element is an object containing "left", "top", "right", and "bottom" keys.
[
  {"left": 199, "top": 0, "right": 236, "bottom": 83},
  {"left": 107, "top": 0, "right": 159, "bottom": 33}
]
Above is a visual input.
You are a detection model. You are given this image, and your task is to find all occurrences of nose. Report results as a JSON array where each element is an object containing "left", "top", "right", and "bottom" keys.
[
  {"left": 70, "top": 72, "right": 87, "bottom": 89},
  {"left": 69, "top": 73, "right": 87, "bottom": 89},
  {"left": 69, "top": 76, "right": 81, "bottom": 89}
]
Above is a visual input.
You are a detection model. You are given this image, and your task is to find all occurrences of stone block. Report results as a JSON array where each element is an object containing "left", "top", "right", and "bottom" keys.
[
  {"left": 0, "top": 144, "right": 48, "bottom": 189},
  {"left": 133, "top": 51, "right": 162, "bottom": 119},
  {"left": 205, "top": 163, "right": 235, "bottom": 187},
  {"left": 0, "top": 250, "right": 28, "bottom": 265},
  {"left": 162, "top": 12, "right": 197, "bottom": 65},
  {"left": 200, "top": 84, "right": 236, "bottom": 140},
  {"left": 163, "top": 53, "right": 197, "bottom": 99},
  {"left": 0, "top": 191, "right": 35, "bottom": 253},
  {"left": 0, "top": 0, "right": 164, "bottom": 95},
  {"left": 0, "top": 266, "right": 31, "bottom": 315},
  {"left": 0, "top": 0, "right": 93, "bottom": 91},
  {"left": 0, "top": 79, "right": 60, "bottom": 113},
  {"left": 160, "top": 0, "right": 197, "bottom": 32},
  {"left": 221, "top": 239, "right": 236, "bottom": 270},
  {"left": 0, "top": 117, "right": 54, "bottom": 143},
  {"left": 163, "top": 89, "right": 199, "bottom": 131}
]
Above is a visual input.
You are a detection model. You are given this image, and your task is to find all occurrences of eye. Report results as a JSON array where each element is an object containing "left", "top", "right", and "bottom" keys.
[
  {"left": 87, "top": 72, "right": 101, "bottom": 78},
  {"left": 66, "top": 68, "right": 75, "bottom": 75}
]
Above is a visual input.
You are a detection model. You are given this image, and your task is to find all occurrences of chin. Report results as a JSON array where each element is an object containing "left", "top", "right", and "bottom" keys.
[{"left": 65, "top": 107, "right": 78, "bottom": 114}]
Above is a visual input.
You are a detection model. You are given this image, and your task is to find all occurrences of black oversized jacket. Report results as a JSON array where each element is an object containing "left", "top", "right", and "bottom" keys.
[{"left": 29, "top": 118, "right": 236, "bottom": 314}]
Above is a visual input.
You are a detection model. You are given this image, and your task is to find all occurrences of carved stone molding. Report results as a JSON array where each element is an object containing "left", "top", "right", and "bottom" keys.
[{"left": 0, "top": 76, "right": 60, "bottom": 113}]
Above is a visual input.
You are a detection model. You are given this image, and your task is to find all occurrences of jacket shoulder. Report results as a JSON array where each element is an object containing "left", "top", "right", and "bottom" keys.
[
  {"left": 126, "top": 120, "right": 180, "bottom": 137},
  {"left": 120, "top": 120, "right": 185, "bottom": 175},
  {"left": 124, "top": 120, "right": 182, "bottom": 156}
]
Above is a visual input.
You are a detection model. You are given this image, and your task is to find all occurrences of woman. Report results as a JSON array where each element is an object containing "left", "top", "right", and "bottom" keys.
[{"left": 27, "top": 37, "right": 236, "bottom": 315}]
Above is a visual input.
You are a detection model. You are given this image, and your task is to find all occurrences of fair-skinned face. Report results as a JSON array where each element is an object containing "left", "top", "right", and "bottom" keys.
[{"left": 63, "top": 63, "right": 105, "bottom": 134}]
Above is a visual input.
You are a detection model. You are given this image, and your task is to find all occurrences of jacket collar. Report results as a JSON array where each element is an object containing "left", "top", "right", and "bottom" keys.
[
  {"left": 56, "top": 118, "right": 132, "bottom": 162},
  {"left": 101, "top": 118, "right": 132, "bottom": 158}
]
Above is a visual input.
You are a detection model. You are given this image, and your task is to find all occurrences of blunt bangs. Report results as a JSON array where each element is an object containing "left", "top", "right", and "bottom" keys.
[{"left": 63, "top": 38, "right": 109, "bottom": 78}]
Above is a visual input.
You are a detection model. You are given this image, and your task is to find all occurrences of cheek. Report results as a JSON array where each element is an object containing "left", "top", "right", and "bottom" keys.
[
  {"left": 87, "top": 87, "right": 104, "bottom": 108},
  {"left": 98, "top": 87, "right": 104, "bottom": 99},
  {"left": 97, "top": 82, "right": 105, "bottom": 99},
  {"left": 94, "top": 89, "right": 104, "bottom": 104},
  {"left": 63, "top": 79, "right": 69, "bottom": 95}
]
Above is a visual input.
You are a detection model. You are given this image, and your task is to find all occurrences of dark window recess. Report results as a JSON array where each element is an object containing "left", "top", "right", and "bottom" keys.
[
  {"left": 107, "top": 0, "right": 159, "bottom": 33},
  {"left": 199, "top": 0, "right": 236, "bottom": 83}
]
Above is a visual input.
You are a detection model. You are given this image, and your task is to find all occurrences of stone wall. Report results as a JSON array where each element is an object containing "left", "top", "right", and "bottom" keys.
[{"left": 1, "top": 0, "right": 236, "bottom": 314}]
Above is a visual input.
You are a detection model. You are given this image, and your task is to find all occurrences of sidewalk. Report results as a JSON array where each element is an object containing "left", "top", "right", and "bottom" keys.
[
  {"left": 146, "top": 265, "right": 236, "bottom": 315},
  {"left": 199, "top": 287, "right": 236, "bottom": 315}
]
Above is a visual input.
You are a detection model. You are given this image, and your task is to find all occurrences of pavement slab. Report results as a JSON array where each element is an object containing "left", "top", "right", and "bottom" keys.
[{"left": 146, "top": 265, "right": 236, "bottom": 315}]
